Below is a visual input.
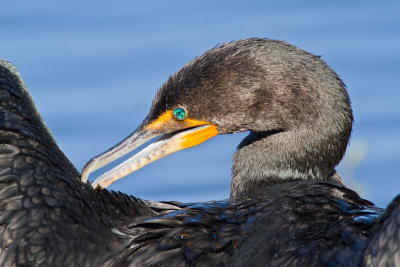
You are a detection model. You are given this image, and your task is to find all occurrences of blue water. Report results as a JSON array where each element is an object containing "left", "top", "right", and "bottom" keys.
[{"left": 1, "top": 1, "right": 399, "bottom": 207}]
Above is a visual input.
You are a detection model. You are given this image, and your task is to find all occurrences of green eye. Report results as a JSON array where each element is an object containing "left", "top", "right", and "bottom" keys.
[{"left": 173, "top": 107, "right": 186, "bottom": 121}]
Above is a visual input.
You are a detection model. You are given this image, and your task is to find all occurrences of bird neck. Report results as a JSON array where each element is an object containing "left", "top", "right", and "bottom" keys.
[{"left": 230, "top": 126, "right": 346, "bottom": 198}]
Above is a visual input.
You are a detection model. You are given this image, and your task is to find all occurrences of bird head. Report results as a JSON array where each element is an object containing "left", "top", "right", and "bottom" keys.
[{"left": 81, "top": 38, "right": 352, "bottom": 192}]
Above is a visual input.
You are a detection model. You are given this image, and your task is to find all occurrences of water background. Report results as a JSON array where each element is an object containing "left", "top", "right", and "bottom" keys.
[{"left": 1, "top": 0, "right": 399, "bottom": 207}]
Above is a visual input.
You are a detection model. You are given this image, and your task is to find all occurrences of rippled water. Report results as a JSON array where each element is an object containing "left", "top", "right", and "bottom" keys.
[{"left": 1, "top": 0, "right": 399, "bottom": 207}]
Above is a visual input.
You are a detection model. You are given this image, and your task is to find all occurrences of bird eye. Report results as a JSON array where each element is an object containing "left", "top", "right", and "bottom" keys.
[{"left": 173, "top": 107, "right": 186, "bottom": 121}]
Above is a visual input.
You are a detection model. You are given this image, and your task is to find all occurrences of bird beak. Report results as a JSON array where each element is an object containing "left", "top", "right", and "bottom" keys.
[{"left": 81, "top": 110, "right": 218, "bottom": 188}]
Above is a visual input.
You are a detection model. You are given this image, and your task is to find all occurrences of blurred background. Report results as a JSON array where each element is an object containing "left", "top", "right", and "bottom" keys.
[{"left": 1, "top": 0, "right": 399, "bottom": 207}]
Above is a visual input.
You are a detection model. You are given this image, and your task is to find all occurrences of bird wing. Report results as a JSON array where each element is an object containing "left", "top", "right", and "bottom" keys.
[
  {"left": 361, "top": 194, "right": 400, "bottom": 266},
  {"left": 0, "top": 60, "right": 181, "bottom": 266},
  {"left": 112, "top": 182, "right": 384, "bottom": 266}
]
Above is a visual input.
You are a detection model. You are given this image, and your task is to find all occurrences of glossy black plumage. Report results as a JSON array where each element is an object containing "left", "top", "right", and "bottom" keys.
[{"left": 0, "top": 39, "right": 399, "bottom": 266}]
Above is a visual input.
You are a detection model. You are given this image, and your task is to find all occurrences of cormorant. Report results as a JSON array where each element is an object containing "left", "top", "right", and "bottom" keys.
[{"left": 0, "top": 38, "right": 399, "bottom": 266}]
